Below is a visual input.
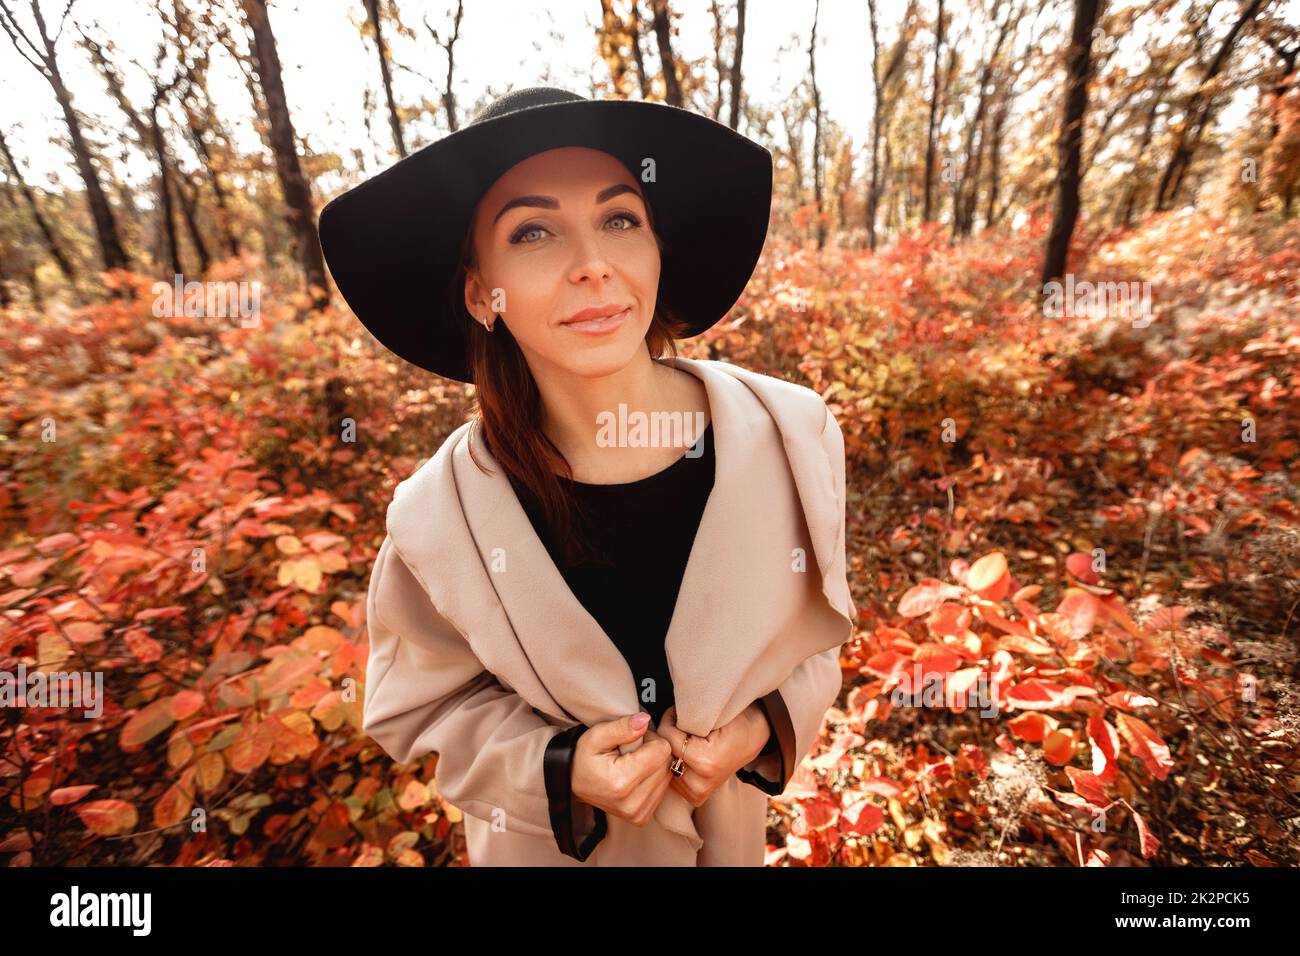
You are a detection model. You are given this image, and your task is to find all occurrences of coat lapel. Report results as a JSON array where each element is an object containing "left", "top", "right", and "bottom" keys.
[{"left": 396, "top": 356, "right": 855, "bottom": 854}]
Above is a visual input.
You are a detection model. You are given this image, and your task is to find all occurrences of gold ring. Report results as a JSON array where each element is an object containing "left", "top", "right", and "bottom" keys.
[{"left": 669, "top": 735, "right": 692, "bottom": 777}]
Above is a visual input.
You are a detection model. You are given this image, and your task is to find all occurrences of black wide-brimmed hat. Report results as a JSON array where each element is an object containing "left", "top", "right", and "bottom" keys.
[{"left": 316, "top": 86, "right": 772, "bottom": 384}]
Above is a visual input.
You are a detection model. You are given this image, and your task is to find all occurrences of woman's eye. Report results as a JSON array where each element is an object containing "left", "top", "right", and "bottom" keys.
[
  {"left": 608, "top": 212, "right": 642, "bottom": 230},
  {"left": 509, "top": 223, "right": 548, "bottom": 244},
  {"left": 509, "top": 213, "right": 641, "bottom": 244}
]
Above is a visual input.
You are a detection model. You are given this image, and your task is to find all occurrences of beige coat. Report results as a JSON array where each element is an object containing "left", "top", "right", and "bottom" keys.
[{"left": 362, "top": 356, "right": 856, "bottom": 865}]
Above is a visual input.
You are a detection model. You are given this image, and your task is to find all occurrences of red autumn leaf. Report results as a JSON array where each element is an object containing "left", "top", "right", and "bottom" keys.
[
  {"left": 170, "top": 690, "right": 205, "bottom": 721},
  {"left": 926, "top": 601, "right": 971, "bottom": 637},
  {"left": 913, "top": 641, "right": 962, "bottom": 674},
  {"left": 1087, "top": 714, "right": 1121, "bottom": 782},
  {"left": 1004, "top": 680, "right": 1098, "bottom": 710},
  {"left": 1006, "top": 711, "right": 1054, "bottom": 742},
  {"left": 1042, "top": 729, "right": 1075, "bottom": 765},
  {"left": 1147, "top": 605, "right": 1191, "bottom": 631},
  {"left": 841, "top": 798, "right": 885, "bottom": 836},
  {"left": 1064, "top": 767, "right": 1110, "bottom": 808},
  {"left": 119, "top": 698, "right": 177, "bottom": 750},
  {"left": 997, "top": 634, "right": 1054, "bottom": 656},
  {"left": 966, "top": 551, "right": 1009, "bottom": 600},
  {"left": 857, "top": 777, "right": 903, "bottom": 798},
  {"left": 134, "top": 606, "right": 186, "bottom": 621},
  {"left": 1048, "top": 788, "right": 1093, "bottom": 811},
  {"left": 49, "top": 784, "right": 97, "bottom": 806},
  {"left": 124, "top": 627, "right": 163, "bottom": 663},
  {"left": 1055, "top": 589, "right": 1098, "bottom": 639},
  {"left": 63, "top": 621, "right": 105, "bottom": 644},
  {"left": 9, "top": 557, "right": 58, "bottom": 586},
  {"left": 36, "top": 532, "right": 81, "bottom": 553},
  {"left": 799, "top": 796, "right": 840, "bottom": 831},
  {"left": 975, "top": 602, "right": 1034, "bottom": 637},
  {"left": 1103, "top": 690, "right": 1159, "bottom": 711},
  {"left": 863, "top": 650, "right": 908, "bottom": 680},
  {"left": 1065, "top": 551, "right": 1100, "bottom": 585},
  {"left": 1115, "top": 713, "right": 1174, "bottom": 781},
  {"left": 1131, "top": 806, "right": 1161, "bottom": 858},
  {"left": 153, "top": 781, "right": 193, "bottom": 829},
  {"left": 897, "top": 578, "right": 965, "bottom": 618}
]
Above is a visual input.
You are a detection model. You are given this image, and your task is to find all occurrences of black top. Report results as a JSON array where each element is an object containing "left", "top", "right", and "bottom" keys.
[{"left": 520, "top": 422, "right": 715, "bottom": 726}]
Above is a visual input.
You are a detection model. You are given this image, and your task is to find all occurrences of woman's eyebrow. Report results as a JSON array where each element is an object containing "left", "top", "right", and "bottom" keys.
[{"left": 492, "top": 183, "right": 644, "bottom": 225}]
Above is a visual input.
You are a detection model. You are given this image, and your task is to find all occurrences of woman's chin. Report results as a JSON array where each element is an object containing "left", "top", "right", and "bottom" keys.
[{"left": 552, "top": 339, "right": 649, "bottom": 379}]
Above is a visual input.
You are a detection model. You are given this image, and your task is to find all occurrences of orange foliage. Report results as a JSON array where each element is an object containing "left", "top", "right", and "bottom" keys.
[{"left": 1, "top": 210, "right": 1296, "bottom": 866}]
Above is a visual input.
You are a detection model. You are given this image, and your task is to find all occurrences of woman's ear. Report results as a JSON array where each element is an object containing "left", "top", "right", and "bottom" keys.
[{"left": 463, "top": 268, "right": 483, "bottom": 324}]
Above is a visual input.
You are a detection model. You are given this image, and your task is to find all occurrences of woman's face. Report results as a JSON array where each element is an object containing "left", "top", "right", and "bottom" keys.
[{"left": 464, "top": 146, "right": 661, "bottom": 380}]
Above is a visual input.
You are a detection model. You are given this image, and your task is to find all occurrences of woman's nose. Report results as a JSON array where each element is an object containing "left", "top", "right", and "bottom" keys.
[{"left": 567, "top": 228, "right": 613, "bottom": 284}]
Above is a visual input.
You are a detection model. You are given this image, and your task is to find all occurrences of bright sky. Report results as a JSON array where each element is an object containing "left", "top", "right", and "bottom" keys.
[
  {"left": 0, "top": 0, "right": 908, "bottom": 193},
  {"left": 0, "top": 0, "right": 1283, "bottom": 197}
]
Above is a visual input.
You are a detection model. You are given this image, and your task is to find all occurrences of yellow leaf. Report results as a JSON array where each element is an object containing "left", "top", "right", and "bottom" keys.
[
  {"left": 317, "top": 551, "right": 348, "bottom": 573},
  {"left": 37, "top": 631, "right": 71, "bottom": 669},
  {"left": 77, "top": 799, "right": 138, "bottom": 836},
  {"left": 278, "top": 557, "right": 323, "bottom": 592},
  {"left": 196, "top": 752, "right": 225, "bottom": 792}
]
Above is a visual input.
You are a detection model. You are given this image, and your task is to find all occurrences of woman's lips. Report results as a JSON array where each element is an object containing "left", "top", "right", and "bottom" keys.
[{"left": 562, "top": 307, "right": 630, "bottom": 334}]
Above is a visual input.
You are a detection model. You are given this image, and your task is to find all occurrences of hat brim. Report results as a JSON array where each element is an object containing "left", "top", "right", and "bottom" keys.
[{"left": 317, "top": 99, "right": 773, "bottom": 384}]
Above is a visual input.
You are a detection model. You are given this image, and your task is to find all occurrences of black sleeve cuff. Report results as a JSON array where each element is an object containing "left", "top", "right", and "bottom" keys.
[
  {"left": 543, "top": 723, "right": 607, "bottom": 861},
  {"left": 735, "top": 689, "right": 797, "bottom": 796}
]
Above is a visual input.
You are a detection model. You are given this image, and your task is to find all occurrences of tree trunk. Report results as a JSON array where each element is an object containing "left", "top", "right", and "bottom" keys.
[
  {"left": 170, "top": 2, "right": 243, "bottom": 257},
  {"left": 709, "top": 0, "right": 725, "bottom": 120},
  {"left": 628, "top": 0, "right": 653, "bottom": 99},
  {"left": 0, "top": 126, "right": 76, "bottom": 281},
  {"left": 149, "top": 101, "right": 183, "bottom": 276},
  {"left": 599, "top": 0, "right": 636, "bottom": 99},
  {"left": 954, "top": 0, "right": 1014, "bottom": 237},
  {"left": 985, "top": 95, "right": 1009, "bottom": 226},
  {"left": 650, "top": 0, "right": 683, "bottom": 106},
  {"left": 1116, "top": 59, "right": 1175, "bottom": 227},
  {"left": 922, "top": 0, "right": 944, "bottom": 223},
  {"left": 810, "top": 0, "right": 825, "bottom": 249},
  {"left": 434, "top": 0, "right": 464, "bottom": 131},
  {"left": 240, "top": 0, "right": 328, "bottom": 308},
  {"left": 171, "top": 163, "right": 212, "bottom": 273},
  {"left": 728, "top": 0, "right": 746, "bottom": 130},
  {"left": 781, "top": 103, "right": 805, "bottom": 199},
  {"left": 864, "top": 0, "right": 915, "bottom": 250},
  {"left": 1154, "top": 0, "right": 1266, "bottom": 211},
  {"left": 1041, "top": 0, "right": 1104, "bottom": 286},
  {"left": 82, "top": 30, "right": 175, "bottom": 272},
  {"left": 17, "top": 0, "right": 130, "bottom": 271},
  {"left": 364, "top": 0, "right": 406, "bottom": 157}
]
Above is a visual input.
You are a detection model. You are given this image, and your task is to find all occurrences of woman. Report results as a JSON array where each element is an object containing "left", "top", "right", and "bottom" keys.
[{"left": 318, "top": 87, "right": 856, "bottom": 866}]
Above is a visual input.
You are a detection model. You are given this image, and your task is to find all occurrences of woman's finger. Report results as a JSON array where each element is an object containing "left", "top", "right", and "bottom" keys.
[{"left": 656, "top": 708, "right": 687, "bottom": 754}]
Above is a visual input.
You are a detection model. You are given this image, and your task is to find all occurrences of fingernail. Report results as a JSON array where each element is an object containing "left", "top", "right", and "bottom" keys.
[{"left": 631, "top": 712, "right": 650, "bottom": 729}]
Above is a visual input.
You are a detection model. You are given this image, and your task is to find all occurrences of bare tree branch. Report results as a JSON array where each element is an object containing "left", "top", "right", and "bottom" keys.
[{"left": 0, "top": 0, "right": 50, "bottom": 75}]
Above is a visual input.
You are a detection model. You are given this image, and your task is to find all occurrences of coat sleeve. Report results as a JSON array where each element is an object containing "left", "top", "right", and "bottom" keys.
[
  {"left": 542, "top": 723, "right": 608, "bottom": 860},
  {"left": 737, "top": 401, "right": 853, "bottom": 796},
  {"left": 734, "top": 648, "right": 844, "bottom": 795},
  {"left": 363, "top": 534, "right": 590, "bottom": 852},
  {"left": 734, "top": 690, "right": 784, "bottom": 791}
]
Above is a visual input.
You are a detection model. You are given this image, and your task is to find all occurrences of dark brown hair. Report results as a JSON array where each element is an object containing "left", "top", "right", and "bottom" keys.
[{"left": 449, "top": 180, "right": 692, "bottom": 568}]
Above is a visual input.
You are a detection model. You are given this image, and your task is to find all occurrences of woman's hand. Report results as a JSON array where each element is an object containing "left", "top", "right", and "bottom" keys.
[
  {"left": 656, "top": 703, "right": 770, "bottom": 808},
  {"left": 570, "top": 712, "right": 675, "bottom": 827}
]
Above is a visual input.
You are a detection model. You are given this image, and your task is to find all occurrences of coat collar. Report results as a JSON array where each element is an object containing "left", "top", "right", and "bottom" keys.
[{"left": 385, "top": 356, "right": 855, "bottom": 851}]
